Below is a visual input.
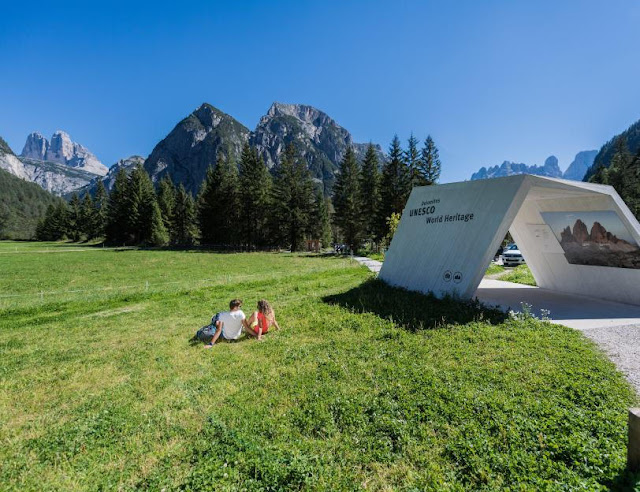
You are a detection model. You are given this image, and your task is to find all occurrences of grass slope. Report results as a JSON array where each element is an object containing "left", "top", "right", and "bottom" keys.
[{"left": 0, "top": 242, "right": 637, "bottom": 490}]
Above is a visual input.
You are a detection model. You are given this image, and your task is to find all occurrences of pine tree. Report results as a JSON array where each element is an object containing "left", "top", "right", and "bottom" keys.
[
  {"left": 378, "top": 135, "right": 411, "bottom": 239},
  {"left": 359, "top": 143, "right": 382, "bottom": 244},
  {"left": 333, "top": 147, "right": 363, "bottom": 252},
  {"left": 105, "top": 169, "right": 130, "bottom": 244},
  {"left": 93, "top": 180, "right": 108, "bottom": 239},
  {"left": 149, "top": 201, "right": 169, "bottom": 246},
  {"left": 36, "top": 204, "right": 67, "bottom": 241},
  {"left": 418, "top": 135, "right": 441, "bottom": 185},
  {"left": 126, "top": 165, "right": 166, "bottom": 245},
  {"left": 157, "top": 175, "right": 176, "bottom": 233},
  {"left": 67, "top": 193, "right": 82, "bottom": 242},
  {"left": 311, "top": 190, "right": 332, "bottom": 248},
  {"left": 172, "top": 184, "right": 197, "bottom": 246},
  {"left": 79, "top": 193, "right": 95, "bottom": 239},
  {"left": 238, "top": 143, "right": 272, "bottom": 249},
  {"left": 272, "top": 143, "right": 316, "bottom": 251},
  {"left": 405, "top": 133, "right": 422, "bottom": 187}
]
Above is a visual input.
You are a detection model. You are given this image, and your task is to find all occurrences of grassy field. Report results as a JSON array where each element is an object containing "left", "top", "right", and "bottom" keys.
[{"left": 1, "top": 241, "right": 638, "bottom": 490}]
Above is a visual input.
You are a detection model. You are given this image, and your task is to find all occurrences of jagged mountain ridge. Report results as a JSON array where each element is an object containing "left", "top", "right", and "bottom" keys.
[
  {"left": 143, "top": 102, "right": 385, "bottom": 194},
  {"left": 0, "top": 136, "right": 99, "bottom": 195},
  {"left": 471, "top": 152, "right": 597, "bottom": 181},
  {"left": 22, "top": 131, "right": 108, "bottom": 176},
  {"left": 143, "top": 104, "right": 251, "bottom": 194},
  {"left": 250, "top": 102, "right": 385, "bottom": 191},
  {"left": 73, "top": 156, "right": 145, "bottom": 198}
]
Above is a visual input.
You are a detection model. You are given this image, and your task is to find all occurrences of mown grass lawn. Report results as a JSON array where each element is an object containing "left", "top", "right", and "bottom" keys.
[{"left": 0, "top": 241, "right": 638, "bottom": 490}]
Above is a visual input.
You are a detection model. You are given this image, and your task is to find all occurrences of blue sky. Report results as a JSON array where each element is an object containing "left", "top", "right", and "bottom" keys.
[{"left": 1, "top": 0, "right": 640, "bottom": 182}]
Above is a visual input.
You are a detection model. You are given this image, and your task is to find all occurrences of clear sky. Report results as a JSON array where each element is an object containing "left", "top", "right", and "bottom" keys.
[{"left": 2, "top": 0, "right": 640, "bottom": 183}]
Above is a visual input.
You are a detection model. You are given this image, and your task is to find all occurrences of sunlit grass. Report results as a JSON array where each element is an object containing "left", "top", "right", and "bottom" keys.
[{"left": 0, "top": 241, "right": 636, "bottom": 490}]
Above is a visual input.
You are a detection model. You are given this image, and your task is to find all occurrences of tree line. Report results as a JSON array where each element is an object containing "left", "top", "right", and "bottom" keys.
[
  {"left": 35, "top": 134, "right": 441, "bottom": 251},
  {"left": 588, "top": 136, "right": 640, "bottom": 219}
]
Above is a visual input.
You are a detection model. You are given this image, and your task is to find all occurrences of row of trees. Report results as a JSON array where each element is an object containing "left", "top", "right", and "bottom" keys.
[
  {"left": 36, "top": 135, "right": 441, "bottom": 250},
  {"left": 36, "top": 142, "right": 333, "bottom": 250},
  {"left": 588, "top": 136, "right": 640, "bottom": 219},
  {"left": 333, "top": 134, "right": 441, "bottom": 250}
]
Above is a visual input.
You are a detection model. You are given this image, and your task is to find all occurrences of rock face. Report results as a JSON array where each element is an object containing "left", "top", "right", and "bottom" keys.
[
  {"left": 144, "top": 102, "right": 385, "bottom": 195},
  {"left": 144, "top": 104, "right": 250, "bottom": 194},
  {"left": 21, "top": 131, "right": 108, "bottom": 176},
  {"left": 0, "top": 137, "right": 29, "bottom": 180},
  {"left": 471, "top": 155, "right": 563, "bottom": 181},
  {"left": 250, "top": 102, "right": 384, "bottom": 191},
  {"left": 572, "top": 219, "right": 590, "bottom": 243},
  {"left": 563, "top": 150, "right": 597, "bottom": 181}
]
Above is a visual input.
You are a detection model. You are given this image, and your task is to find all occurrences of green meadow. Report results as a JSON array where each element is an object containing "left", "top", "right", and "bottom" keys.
[{"left": 0, "top": 241, "right": 638, "bottom": 490}]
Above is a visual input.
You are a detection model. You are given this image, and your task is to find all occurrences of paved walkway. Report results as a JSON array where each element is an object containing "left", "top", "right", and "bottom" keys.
[
  {"left": 352, "top": 256, "right": 383, "bottom": 273},
  {"left": 352, "top": 256, "right": 640, "bottom": 394}
]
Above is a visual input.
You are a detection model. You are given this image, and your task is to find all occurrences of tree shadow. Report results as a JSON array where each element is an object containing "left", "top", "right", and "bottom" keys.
[
  {"left": 608, "top": 467, "right": 640, "bottom": 491},
  {"left": 323, "top": 278, "right": 507, "bottom": 331}
]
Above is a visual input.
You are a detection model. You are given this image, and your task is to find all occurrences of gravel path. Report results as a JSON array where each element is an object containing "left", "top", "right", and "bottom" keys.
[{"left": 581, "top": 324, "right": 640, "bottom": 395}]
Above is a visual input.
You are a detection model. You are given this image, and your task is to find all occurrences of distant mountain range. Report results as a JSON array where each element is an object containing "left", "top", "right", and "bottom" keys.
[
  {"left": 0, "top": 132, "right": 107, "bottom": 195},
  {"left": 1, "top": 102, "right": 383, "bottom": 197},
  {"left": 470, "top": 152, "right": 597, "bottom": 182}
]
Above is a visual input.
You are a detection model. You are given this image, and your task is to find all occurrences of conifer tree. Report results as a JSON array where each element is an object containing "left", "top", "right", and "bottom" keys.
[
  {"left": 93, "top": 180, "right": 108, "bottom": 239},
  {"left": 36, "top": 203, "right": 68, "bottom": 241},
  {"left": 418, "top": 135, "right": 441, "bottom": 185},
  {"left": 149, "top": 201, "right": 169, "bottom": 246},
  {"left": 157, "top": 175, "right": 176, "bottom": 233},
  {"left": 79, "top": 193, "right": 95, "bottom": 239},
  {"left": 311, "top": 189, "right": 332, "bottom": 248},
  {"left": 67, "top": 193, "right": 82, "bottom": 242},
  {"left": 238, "top": 143, "right": 272, "bottom": 248},
  {"left": 359, "top": 143, "right": 382, "bottom": 244},
  {"left": 333, "top": 147, "right": 363, "bottom": 252},
  {"left": 105, "top": 169, "right": 130, "bottom": 244},
  {"left": 272, "top": 143, "right": 316, "bottom": 251},
  {"left": 379, "top": 135, "right": 411, "bottom": 238},
  {"left": 126, "top": 165, "right": 166, "bottom": 245},
  {"left": 172, "top": 184, "right": 197, "bottom": 246},
  {"left": 405, "top": 133, "right": 422, "bottom": 187}
]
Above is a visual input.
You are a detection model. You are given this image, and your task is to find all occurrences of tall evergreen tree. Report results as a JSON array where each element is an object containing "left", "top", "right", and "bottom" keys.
[
  {"left": 238, "top": 143, "right": 272, "bottom": 248},
  {"left": 272, "top": 143, "right": 316, "bottom": 251},
  {"left": 359, "top": 143, "right": 382, "bottom": 244},
  {"left": 378, "top": 135, "right": 411, "bottom": 239},
  {"left": 310, "top": 190, "right": 332, "bottom": 248},
  {"left": 172, "top": 184, "right": 198, "bottom": 246},
  {"left": 126, "top": 165, "right": 167, "bottom": 245},
  {"left": 405, "top": 133, "right": 422, "bottom": 187},
  {"left": 93, "top": 180, "right": 108, "bottom": 239},
  {"left": 105, "top": 169, "right": 130, "bottom": 244},
  {"left": 333, "top": 147, "right": 363, "bottom": 251},
  {"left": 67, "top": 193, "right": 82, "bottom": 242},
  {"left": 36, "top": 203, "right": 69, "bottom": 241},
  {"left": 418, "top": 135, "right": 441, "bottom": 185},
  {"left": 198, "top": 150, "right": 241, "bottom": 246},
  {"left": 157, "top": 175, "right": 176, "bottom": 233},
  {"left": 79, "top": 193, "right": 95, "bottom": 239}
]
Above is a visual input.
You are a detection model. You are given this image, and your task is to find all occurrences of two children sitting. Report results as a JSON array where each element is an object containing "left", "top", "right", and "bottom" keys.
[{"left": 196, "top": 298, "right": 280, "bottom": 347}]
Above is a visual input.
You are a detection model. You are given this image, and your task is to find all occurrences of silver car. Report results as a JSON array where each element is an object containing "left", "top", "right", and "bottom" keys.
[{"left": 502, "top": 244, "right": 525, "bottom": 267}]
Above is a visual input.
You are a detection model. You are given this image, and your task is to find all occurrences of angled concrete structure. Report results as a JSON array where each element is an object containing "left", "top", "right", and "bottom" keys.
[{"left": 379, "top": 175, "right": 640, "bottom": 306}]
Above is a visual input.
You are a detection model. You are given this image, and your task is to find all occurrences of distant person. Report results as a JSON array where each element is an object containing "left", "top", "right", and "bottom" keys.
[
  {"left": 195, "top": 298, "right": 248, "bottom": 348},
  {"left": 245, "top": 299, "right": 281, "bottom": 341}
]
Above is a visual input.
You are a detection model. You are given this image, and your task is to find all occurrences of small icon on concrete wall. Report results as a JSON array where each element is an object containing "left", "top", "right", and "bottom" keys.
[
  {"left": 453, "top": 271, "right": 463, "bottom": 283},
  {"left": 443, "top": 270, "right": 452, "bottom": 282}
]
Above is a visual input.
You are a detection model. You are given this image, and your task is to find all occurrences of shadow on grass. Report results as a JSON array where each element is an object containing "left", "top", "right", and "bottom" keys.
[
  {"left": 323, "top": 278, "right": 508, "bottom": 331},
  {"left": 609, "top": 468, "right": 640, "bottom": 491}
]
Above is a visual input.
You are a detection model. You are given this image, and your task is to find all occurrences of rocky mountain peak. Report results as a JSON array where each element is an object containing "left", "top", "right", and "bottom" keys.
[
  {"left": 543, "top": 155, "right": 560, "bottom": 172},
  {"left": 19, "top": 131, "right": 108, "bottom": 177},
  {"left": 573, "top": 219, "right": 590, "bottom": 243},
  {"left": 21, "top": 132, "right": 49, "bottom": 160}
]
